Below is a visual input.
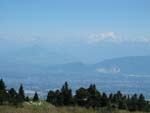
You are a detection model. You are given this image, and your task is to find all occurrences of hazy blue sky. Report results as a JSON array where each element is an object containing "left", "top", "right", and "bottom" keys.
[{"left": 0, "top": 0, "right": 150, "bottom": 63}]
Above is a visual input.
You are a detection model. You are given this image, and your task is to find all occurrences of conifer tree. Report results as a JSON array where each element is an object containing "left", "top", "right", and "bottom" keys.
[
  {"left": 138, "top": 94, "right": 146, "bottom": 111},
  {"left": 33, "top": 92, "right": 39, "bottom": 101},
  {"left": 0, "top": 79, "right": 7, "bottom": 105},
  {"left": 46, "top": 90, "right": 55, "bottom": 104},
  {"left": 17, "top": 84, "right": 25, "bottom": 104},
  {"left": 87, "top": 84, "right": 101, "bottom": 108},
  {"left": 25, "top": 96, "right": 30, "bottom": 102},
  {"left": 118, "top": 95, "right": 127, "bottom": 110},
  {"left": 101, "top": 92, "right": 108, "bottom": 107},
  {"left": 19, "top": 84, "right": 25, "bottom": 100},
  {"left": 75, "top": 87, "right": 88, "bottom": 106},
  {"left": 127, "top": 94, "right": 138, "bottom": 111},
  {"left": 54, "top": 90, "right": 63, "bottom": 106},
  {"left": 61, "top": 82, "right": 73, "bottom": 105},
  {"left": 8, "top": 88, "right": 17, "bottom": 104}
]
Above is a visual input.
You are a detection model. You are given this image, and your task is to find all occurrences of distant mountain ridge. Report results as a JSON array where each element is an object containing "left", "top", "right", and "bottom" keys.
[
  {"left": 51, "top": 56, "right": 150, "bottom": 75},
  {"left": 0, "top": 55, "right": 150, "bottom": 76},
  {"left": 94, "top": 56, "right": 150, "bottom": 75}
]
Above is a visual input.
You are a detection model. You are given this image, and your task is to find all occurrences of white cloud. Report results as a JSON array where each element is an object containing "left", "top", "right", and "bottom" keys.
[
  {"left": 88, "top": 32, "right": 122, "bottom": 43},
  {"left": 129, "top": 37, "right": 150, "bottom": 43},
  {"left": 1, "top": 31, "right": 150, "bottom": 45},
  {"left": 87, "top": 32, "right": 150, "bottom": 44}
]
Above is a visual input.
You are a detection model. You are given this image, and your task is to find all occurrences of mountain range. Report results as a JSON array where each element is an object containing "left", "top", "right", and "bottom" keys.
[
  {"left": 0, "top": 51, "right": 150, "bottom": 76},
  {"left": 49, "top": 56, "right": 150, "bottom": 75},
  {"left": 1, "top": 55, "right": 150, "bottom": 98}
]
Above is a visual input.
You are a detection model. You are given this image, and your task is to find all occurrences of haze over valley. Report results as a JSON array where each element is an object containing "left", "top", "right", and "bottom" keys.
[{"left": 0, "top": 0, "right": 150, "bottom": 100}]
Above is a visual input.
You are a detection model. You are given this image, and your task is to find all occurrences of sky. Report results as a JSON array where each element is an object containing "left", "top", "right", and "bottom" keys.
[{"left": 0, "top": 0, "right": 150, "bottom": 64}]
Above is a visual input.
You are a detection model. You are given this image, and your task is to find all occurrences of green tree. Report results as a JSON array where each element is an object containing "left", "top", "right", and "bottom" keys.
[
  {"left": 8, "top": 88, "right": 17, "bottom": 104},
  {"left": 118, "top": 95, "right": 127, "bottom": 110},
  {"left": 0, "top": 79, "right": 7, "bottom": 105},
  {"left": 16, "top": 84, "right": 25, "bottom": 105},
  {"left": 25, "top": 96, "right": 30, "bottom": 102},
  {"left": 138, "top": 94, "right": 146, "bottom": 111},
  {"left": 87, "top": 84, "right": 101, "bottom": 108},
  {"left": 109, "top": 93, "right": 113, "bottom": 103},
  {"left": 127, "top": 94, "right": 138, "bottom": 111},
  {"left": 54, "top": 90, "right": 63, "bottom": 106},
  {"left": 33, "top": 92, "right": 39, "bottom": 101},
  {"left": 116, "top": 91, "right": 122, "bottom": 100},
  {"left": 18, "top": 84, "right": 25, "bottom": 100},
  {"left": 75, "top": 87, "right": 88, "bottom": 106},
  {"left": 101, "top": 92, "right": 108, "bottom": 107},
  {"left": 46, "top": 90, "right": 56, "bottom": 104},
  {"left": 61, "top": 82, "right": 73, "bottom": 105}
]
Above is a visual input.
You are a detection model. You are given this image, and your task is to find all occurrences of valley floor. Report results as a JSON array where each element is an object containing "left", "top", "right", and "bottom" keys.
[{"left": 0, "top": 102, "right": 148, "bottom": 113}]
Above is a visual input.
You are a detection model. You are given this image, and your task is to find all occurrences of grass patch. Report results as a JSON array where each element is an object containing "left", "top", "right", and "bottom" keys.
[{"left": 0, "top": 102, "right": 149, "bottom": 113}]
